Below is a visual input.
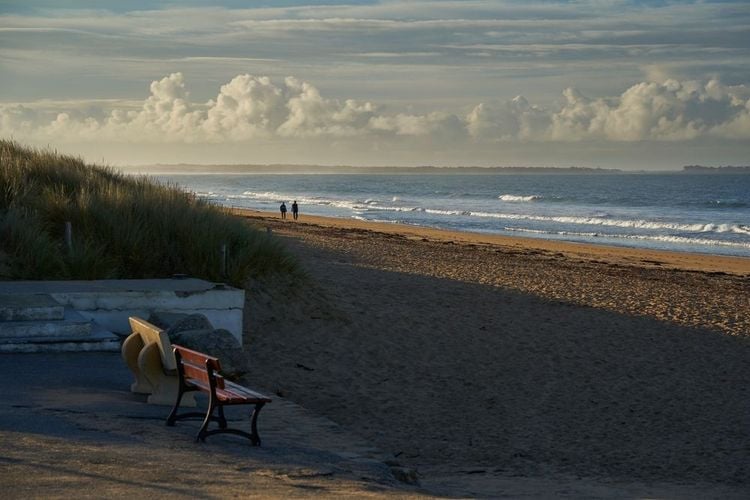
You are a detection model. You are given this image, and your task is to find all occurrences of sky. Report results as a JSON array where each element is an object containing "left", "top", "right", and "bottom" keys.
[{"left": 1, "top": 0, "right": 749, "bottom": 169}]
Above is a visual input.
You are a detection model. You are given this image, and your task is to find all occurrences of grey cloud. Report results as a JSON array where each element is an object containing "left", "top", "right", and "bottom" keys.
[{"left": 3, "top": 1, "right": 750, "bottom": 107}]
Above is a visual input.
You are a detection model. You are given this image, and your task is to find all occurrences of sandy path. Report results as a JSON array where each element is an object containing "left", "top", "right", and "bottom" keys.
[{"left": 240, "top": 212, "right": 750, "bottom": 496}]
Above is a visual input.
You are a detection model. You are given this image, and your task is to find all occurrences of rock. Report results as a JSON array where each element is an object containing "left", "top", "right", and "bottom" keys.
[
  {"left": 170, "top": 328, "right": 248, "bottom": 379},
  {"left": 147, "top": 312, "right": 214, "bottom": 340},
  {"left": 389, "top": 466, "right": 419, "bottom": 485},
  {"left": 146, "top": 311, "right": 188, "bottom": 330}
]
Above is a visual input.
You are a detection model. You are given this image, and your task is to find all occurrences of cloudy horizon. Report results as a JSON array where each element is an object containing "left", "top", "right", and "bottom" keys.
[{"left": 2, "top": 1, "right": 749, "bottom": 169}]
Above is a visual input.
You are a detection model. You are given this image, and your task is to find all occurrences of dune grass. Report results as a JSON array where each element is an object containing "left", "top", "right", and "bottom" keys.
[{"left": 0, "top": 140, "right": 299, "bottom": 285}]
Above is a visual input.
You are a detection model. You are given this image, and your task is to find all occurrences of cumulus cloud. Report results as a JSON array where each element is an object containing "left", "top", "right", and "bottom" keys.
[
  {"left": 466, "top": 78, "right": 750, "bottom": 143},
  {"left": 1, "top": 73, "right": 749, "bottom": 148},
  {"left": 466, "top": 96, "right": 550, "bottom": 141},
  {"left": 548, "top": 79, "right": 750, "bottom": 141}
]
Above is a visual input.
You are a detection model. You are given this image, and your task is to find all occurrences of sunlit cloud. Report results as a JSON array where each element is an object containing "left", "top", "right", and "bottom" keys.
[{"left": 3, "top": 73, "right": 749, "bottom": 146}]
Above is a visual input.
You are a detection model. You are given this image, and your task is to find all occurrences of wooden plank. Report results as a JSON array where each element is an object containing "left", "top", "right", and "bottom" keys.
[
  {"left": 182, "top": 362, "right": 211, "bottom": 385},
  {"left": 175, "top": 344, "right": 270, "bottom": 403},
  {"left": 173, "top": 344, "right": 220, "bottom": 367},
  {"left": 174, "top": 344, "right": 225, "bottom": 390},
  {"left": 225, "top": 381, "right": 272, "bottom": 402}
]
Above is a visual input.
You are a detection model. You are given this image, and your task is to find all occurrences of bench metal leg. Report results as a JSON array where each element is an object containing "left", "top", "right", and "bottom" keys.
[
  {"left": 196, "top": 399, "right": 216, "bottom": 442},
  {"left": 166, "top": 384, "right": 185, "bottom": 426},
  {"left": 249, "top": 402, "right": 265, "bottom": 446},
  {"left": 217, "top": 405, "right": 228, "bottom": 429},
  {"left": 195, "top": 402, "right": 266, "bottom": 446},
  {"left": 167, "top": 386, "right": 202, "bottom": 426}
]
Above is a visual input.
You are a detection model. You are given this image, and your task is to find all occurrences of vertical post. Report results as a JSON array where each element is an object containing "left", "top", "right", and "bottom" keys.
[
  {"left": 64, "top": 221, "right": 73, "bottom": 253},
  {"left": 220, "top": 243, "right": 227, "bottom": 278}
]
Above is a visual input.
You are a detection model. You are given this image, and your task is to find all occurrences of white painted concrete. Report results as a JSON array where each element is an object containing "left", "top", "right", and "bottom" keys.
[{"left": 0, "top": 278, "right": 245, "bottom": 343}]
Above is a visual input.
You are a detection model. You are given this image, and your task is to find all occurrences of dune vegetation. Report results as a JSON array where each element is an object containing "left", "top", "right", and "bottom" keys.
[{"left": 0, "top": 140, "right": 298, "bottom": 285}]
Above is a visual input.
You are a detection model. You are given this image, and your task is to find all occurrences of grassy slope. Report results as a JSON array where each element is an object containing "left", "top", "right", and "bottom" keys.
[{"left": 0, "top": 140, "right": 298, "bottom": 285}]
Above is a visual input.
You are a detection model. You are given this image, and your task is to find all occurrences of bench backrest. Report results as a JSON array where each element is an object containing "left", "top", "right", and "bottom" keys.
[
  {"left": 129, "top": 316, "right": 176, "bottom": 371},
  {"left": 172, "top": 344, "right": 225, "bottom": 390}
]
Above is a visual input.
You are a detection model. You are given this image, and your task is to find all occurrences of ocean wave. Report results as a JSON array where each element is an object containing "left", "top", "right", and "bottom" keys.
[
  {"left": 238, "top": 190, "right": 368, "bottom": 210},
  {"left": 505, "top": 227, "right": 750, "bottom": 250},
  {"left": 216, "top": 189, "right": 749, "bottom": 237},
  {"left": 236, "top": 190, "right": 421, "bottom": 212},
  {"left": 498, "top": 194, "right": 541, "bottom": 202},
  {"left": 422, "top": 208, "right": 471, "bottom": 216},
  {"left": 351, "top": 215, "right": 398, "bottom": 224},
  {"left": 707, "top": 200, "right": 748, "bottom": 208},
  {"left": 365, "top": 204, "right": 421, "bottom": 213},
  {"left": 467, "top": 211, "right": 748, "bottom": 234},
  {"left": 683, "top": 200, "right": 750, "bottom": 209}
]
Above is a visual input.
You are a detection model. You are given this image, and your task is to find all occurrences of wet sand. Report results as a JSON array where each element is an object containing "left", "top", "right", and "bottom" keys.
[{"left": 238, "top": 209, "right": 750, "bottom": 497}]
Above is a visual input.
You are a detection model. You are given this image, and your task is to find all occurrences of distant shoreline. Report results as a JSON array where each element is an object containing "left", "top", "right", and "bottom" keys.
[
  {"left": 118, "top": 164, "right": 631, "bottom": 175},
  {"left": 116, "top": 164, "right": 750, "bottom": 175},
  {"left": 232, "top": 208, "right": 750, "bottom": 276}
]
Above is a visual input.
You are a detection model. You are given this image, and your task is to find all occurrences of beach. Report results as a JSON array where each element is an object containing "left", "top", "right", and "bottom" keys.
[{"left": 238, "top": 209, "right": 750, "bottom": 497}]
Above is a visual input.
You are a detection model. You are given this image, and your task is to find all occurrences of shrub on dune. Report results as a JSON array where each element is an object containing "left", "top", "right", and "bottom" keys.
[{"left": 0, "top": 140, "right": 298, "bottom": 285}]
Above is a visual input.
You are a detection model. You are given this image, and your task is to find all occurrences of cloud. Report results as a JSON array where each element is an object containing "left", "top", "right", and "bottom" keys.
[
  {"left": 466, "top": 96, "right": 550, "bottom": 141},
  {"left": 548, "top": 79, "right": 750, "bottom": 142},
  {"left": 2, "top": 73, "right": 749, "bottom": 148}
]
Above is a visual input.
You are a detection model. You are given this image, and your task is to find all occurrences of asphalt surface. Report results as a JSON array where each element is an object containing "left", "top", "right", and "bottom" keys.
[{"left": 0, "top": 352, "right": 419, "bottom": 499}]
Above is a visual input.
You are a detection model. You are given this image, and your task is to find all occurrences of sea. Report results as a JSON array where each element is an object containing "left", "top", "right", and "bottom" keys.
[{"left": 153, "top": 172, "right": 750, "bottom": 258}]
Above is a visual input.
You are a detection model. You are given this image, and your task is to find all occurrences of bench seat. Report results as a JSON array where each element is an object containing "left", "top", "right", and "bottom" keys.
[
  {"left": 166, "top": 344, "right": 271, "bottom": 445},
  {"left": 184, "top": 378, "right": 271, "bottom": 405}
]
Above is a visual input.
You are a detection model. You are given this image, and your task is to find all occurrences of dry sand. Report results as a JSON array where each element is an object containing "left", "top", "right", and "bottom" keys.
[{"left": 237, "top": 210, "right": 750, "bottom": 498}]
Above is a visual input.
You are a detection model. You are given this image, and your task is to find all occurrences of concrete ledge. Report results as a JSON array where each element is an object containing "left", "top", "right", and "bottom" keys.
[
  {"left": 0, "top": 294, "right": 64, "bottom": 321},
  {"left": 0, "top": 308, "right": 91, "bottom": 342},
  {"left": 0, "top": 279, "right": 245, "bottom": 343},
  {"left": 0, "top": 323, "right": 120, "bottom": 353}
]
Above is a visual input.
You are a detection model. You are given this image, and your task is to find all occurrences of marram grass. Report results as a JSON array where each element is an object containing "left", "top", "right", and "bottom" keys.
[{"left": 0, "top": 140, "right": 299, "bottom": 285}]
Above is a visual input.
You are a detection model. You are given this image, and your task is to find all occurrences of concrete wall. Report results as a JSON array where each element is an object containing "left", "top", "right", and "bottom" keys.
[{"left": 23, "top": 279, "right": 247, "bottom": 343}]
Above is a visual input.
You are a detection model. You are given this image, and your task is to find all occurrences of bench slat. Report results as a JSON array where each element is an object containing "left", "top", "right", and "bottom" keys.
[
  {"left": 175, "top": 345, "right": 222, "bottom": 371},
  {"left": 225, "top": 380, "right": 272, "bottom": 402},
  {"left": 181, "top": 362, "right": 210, "bottom": 385},
  {"left": 168, "top": 344, "right": 271, "bottom": 445},
  {"left": 184, "top": 377, "right": 270, "bottom": 403}
]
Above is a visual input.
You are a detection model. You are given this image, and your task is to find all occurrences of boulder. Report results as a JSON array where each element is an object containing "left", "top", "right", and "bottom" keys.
[
  {"left": 170, "top": 328, "right": 248, "bottom": 379},
  {"left": 147, "top": 312, "right": 214, "bottom": 341},
  {"left": 389, "top": 466, "right": 419, "bottom": 485}
]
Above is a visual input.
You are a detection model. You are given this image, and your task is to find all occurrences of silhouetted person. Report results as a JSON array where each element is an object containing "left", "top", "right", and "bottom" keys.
[
  {"left": 280, "top": 202, "right": 287, "bottom": 219},
  {"left": 292, "top": 200, "right": 299, "bottom": 220}
]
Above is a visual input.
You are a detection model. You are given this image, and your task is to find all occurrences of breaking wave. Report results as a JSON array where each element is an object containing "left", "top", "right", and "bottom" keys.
[
  {"left": 505, "top": 227, "right": 750, "bottom": 250},
  {"left": 467, "top": 211, "right": 749, "bottom": 234},
  {"left": 219, "top": 190, "right": 750, "bottom": 237},
  {"left": 498, "top": 194, "right": 542, "bottom": 202}
]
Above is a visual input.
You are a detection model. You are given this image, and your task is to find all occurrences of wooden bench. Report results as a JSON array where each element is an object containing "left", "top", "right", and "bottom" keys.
[
  {"left": 166, "top": 344, "right": 272, "bottom": 445},
  {"left": 121, "top": 317, "right": 195, "bottom": 407}
]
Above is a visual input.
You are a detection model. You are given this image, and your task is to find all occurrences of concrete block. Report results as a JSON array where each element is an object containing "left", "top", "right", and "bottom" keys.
[
  {"left": 0, "top": 322, "right": 120, "bottom": 353},
  {"left": 121, "top": 317, "right": 195, "bottom": 407},
  {"left": 0, "top": 294, "right": 64, "bottom": 321},
  {"left": 0, "top": 308, "right": 91, "bottom": 342},
  {"left": 0, "top": 279, "right": 245, "bottom": 343},
  {"left": 53, "top": 288, "right": 244, "bottom": 312}
]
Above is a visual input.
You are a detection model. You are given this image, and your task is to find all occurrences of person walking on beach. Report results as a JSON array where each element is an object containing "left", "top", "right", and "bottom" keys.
[
  {"left": 280, "top": 201, "right": 287, "bottom": 219},
  {"left": 292, "top": 200, "right": 299, "bottom": 220}
]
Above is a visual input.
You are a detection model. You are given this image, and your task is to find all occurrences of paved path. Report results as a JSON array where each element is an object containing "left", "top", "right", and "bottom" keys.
[{"left": 0, "top": 352, "right": 421, "bottom": 498}]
